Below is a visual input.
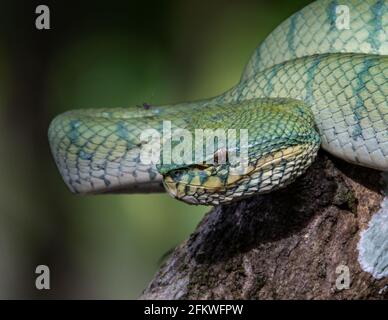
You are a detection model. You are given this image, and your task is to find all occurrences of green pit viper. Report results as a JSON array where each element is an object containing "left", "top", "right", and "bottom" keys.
[{"left": 49, "top": 0, "right": 388, "bottom": 206}]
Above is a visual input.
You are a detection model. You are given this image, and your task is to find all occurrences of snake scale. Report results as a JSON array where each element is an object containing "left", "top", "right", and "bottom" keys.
[{"left": 49, "top": 0, "right": 388, "bottom": 206}]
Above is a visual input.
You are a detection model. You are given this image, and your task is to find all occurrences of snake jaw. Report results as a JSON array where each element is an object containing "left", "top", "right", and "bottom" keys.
[{"left": 163, "top": 176, "right": 203, "bottom": 205}]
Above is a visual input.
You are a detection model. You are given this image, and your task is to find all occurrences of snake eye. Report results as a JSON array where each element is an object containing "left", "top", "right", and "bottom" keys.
[
  {"left": 214, "top": 148, "right": 228, "bottom": 165},
  {"left": 170, "top": 170, "right": 183, "bottom": 181}
]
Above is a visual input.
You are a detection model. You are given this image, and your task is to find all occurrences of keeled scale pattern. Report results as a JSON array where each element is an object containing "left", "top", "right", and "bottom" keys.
[
  {"left": 242, "top": 0, "right": 388, "bottom": 81},
  {"left": 223, "top": 53, "right": 388, "bottom": 171}
]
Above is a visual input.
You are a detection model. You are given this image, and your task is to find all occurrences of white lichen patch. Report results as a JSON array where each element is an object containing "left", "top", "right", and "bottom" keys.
[{"left": 357, "top": 172, "right": 388, "bottom": 279}]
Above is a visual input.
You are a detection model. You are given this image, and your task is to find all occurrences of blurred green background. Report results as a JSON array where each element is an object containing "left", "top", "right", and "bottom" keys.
[{"left": 0, "top": 0, "right": 310, "bottom": 298}]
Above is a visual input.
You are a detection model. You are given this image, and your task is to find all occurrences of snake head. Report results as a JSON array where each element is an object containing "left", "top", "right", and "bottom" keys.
[{"left": 158, "top": 98, "right": 321, "bottom": 206}]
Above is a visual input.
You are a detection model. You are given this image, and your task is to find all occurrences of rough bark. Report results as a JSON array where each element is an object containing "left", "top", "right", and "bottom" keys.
[{"left": 140, "top": 152, "right": 388, "bottom": 300}]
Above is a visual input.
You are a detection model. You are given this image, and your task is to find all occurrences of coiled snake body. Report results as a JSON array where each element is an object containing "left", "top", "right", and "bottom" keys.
[{"left": 49, "top": 0, "right": 388, "bottom": 205}]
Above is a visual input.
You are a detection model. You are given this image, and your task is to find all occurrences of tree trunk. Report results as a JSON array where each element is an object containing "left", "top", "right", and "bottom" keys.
[{"left": 140, "top": 152, "right": 388, "bottom": 299}]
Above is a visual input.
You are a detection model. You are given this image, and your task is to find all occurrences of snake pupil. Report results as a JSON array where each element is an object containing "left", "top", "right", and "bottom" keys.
[{"left": 214, "top": 148, "right": 228, "bottom": 165}]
